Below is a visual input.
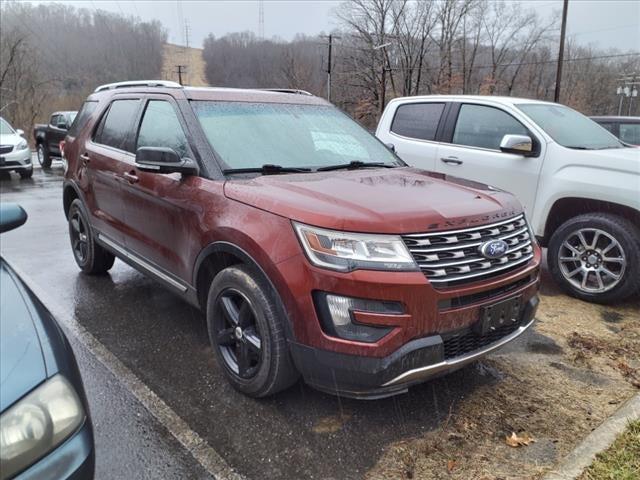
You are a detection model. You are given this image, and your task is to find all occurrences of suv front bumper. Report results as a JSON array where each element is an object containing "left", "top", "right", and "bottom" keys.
[
  {"left": 0, "top": 147, "right": 32, "bottom": 172},
  {"left": 290, "top": 295, "right": 539, "bottom": 399}
]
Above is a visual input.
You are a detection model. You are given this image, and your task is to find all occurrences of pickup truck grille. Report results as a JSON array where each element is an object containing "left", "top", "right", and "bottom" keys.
[
  {"left": 0, "top": 145, "right": 14, "bottom": 155},
  {"left": 402, "top": 214, "right": 534, "bottom": 286}
]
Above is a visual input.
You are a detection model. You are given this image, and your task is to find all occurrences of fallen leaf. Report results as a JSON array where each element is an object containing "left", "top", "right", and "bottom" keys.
[
  {"left": 505, "top": 431, "right": 535, "bottom": 447},
  {"left": 447, "top": 459, "right": 456, "bottom": 473}
]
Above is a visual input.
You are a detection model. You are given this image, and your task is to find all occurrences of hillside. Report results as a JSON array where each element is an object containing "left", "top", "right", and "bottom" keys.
[{"left": 161, "top": 43, "right": 209, "bottom": 87}]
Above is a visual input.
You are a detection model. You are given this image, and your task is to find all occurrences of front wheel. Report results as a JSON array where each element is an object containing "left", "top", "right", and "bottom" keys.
[
  {"left": 68, "top": 199, "right": 115, "bottom": 274},
  {"left": 206, "top": 265, "right": 298, "bottom": 397},
  {"left": 548, "top": 213, "right": 640, "bottom": 304},
  {"left": 37, "top": 144, "right": 52, "bottom": 168}
]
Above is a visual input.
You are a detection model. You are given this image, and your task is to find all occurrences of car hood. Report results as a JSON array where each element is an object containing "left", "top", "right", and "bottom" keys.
[
  {"left": 0, "top": 262, "right": 47, "bottom": 411},
  {"left": 0, "top": 133, "right": 23, "bottom": 147},
  {"left": 224, "top": 167, "right": 523, "bottom": 233}
]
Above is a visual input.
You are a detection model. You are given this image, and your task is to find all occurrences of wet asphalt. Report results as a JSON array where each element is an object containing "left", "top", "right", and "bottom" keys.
[{"left": 0, "top": 162, "right": 541, "bottom": 480}]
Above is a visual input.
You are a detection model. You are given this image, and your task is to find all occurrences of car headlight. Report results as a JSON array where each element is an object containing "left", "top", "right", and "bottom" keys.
[
  {"left": 293, "top": 222, "right": 418, "bottom": 272},
  {"left": 16, "top": 140, "right": 28, "bottom": 151},
  {"left": 0, "top": 375, "right": 85, "bottom": 479}
]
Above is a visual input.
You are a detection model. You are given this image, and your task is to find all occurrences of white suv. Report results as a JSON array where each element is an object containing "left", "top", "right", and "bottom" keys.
[{"left": 376, "top": 96, "right": 640, "bottom": 303}]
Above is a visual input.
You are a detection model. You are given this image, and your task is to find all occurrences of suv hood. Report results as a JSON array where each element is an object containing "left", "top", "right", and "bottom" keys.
[
  {"left": 0, "top": 133, "right": 23, "bottom": 146},
  {"left": 224, "top": 167, "right": 523, "bottom": 233}
]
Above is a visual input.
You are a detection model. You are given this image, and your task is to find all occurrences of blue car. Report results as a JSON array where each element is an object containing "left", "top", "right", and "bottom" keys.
[{"left": 0, "top": 204, "right": 94, "bottom": 479}]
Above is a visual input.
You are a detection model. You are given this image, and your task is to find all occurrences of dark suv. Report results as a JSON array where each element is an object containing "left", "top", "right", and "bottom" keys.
[{"left": 63, "top": 80, "right": 541, "bottom": 399}]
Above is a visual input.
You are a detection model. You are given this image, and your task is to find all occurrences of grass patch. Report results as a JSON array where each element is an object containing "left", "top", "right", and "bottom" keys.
[{"left": 580, "top": 419, "right": 640, "bottom": 480}]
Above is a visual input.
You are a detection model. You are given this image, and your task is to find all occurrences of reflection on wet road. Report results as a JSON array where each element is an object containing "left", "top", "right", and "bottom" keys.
[{"left": 0, "top": 166, "right": 536, "bottom": 479}]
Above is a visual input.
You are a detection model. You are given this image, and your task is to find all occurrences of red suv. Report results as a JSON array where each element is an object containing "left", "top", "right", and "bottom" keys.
[{"left": 63, "top": 81, "right": 541, "bottom": 399}]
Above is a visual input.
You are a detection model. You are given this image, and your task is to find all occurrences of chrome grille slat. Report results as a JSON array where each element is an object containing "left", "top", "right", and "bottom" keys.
[{"left": 403, "top": 214, "right": 534, "bottom": 286}]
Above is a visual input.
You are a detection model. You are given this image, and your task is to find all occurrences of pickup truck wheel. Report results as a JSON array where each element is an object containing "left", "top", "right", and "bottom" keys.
[
  {"left": 37, "top": 144, "right": 52, "bottom": 168},
  {"left": 206, "top": 265, "right": 298, "bottom": 397},
  {"left": 68, "top": 199, "right": 115, "bottom": 274},
  {"left": 548, "top": 213, "right": 640, "bottom": 304}
]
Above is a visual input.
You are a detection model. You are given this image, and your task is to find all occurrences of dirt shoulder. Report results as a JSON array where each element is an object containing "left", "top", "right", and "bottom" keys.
[{"left": 366, "top": 273, "right": 639, "bottom": 480}]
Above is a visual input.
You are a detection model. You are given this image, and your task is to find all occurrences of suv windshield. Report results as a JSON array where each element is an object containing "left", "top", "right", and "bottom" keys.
[
  {"left": 518, "top": 104, "right": 624, "bottom": 150},
  {"left": 0, "top": 118, "right": 15, "bottom": 135},
  {"left": 192, "top": 101, "right": 401, "bottom": 171}
]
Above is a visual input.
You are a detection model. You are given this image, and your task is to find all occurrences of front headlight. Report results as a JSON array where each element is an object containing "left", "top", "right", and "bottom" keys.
[
  {"left": 293, "top": 222, "right": 418, "bottom": 272},
  {"left": 16, "top": 140, "right": 28, "bottom": 151},
  {"left": 0, "top": 375, "right": 85, "bottom": 479}
]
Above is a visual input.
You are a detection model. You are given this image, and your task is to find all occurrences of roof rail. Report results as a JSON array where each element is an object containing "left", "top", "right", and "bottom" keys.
[
  {"left": 260, "top": 88, "right": 313, "bottom": 96},
  {"left": 94, "top": 80, "right": 183, "bottom": 93}
]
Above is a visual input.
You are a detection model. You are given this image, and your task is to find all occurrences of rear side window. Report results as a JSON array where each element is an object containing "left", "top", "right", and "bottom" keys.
[
  {"left": 619, "top": 123, "right": 640, "bottom": 144},
  {"left": 453, "top": 104, "right": 527, "bottom": 150},
  {"left": 390, "top": 103, "right": 445, "bottom": 141},
  {"left": 68, "top": 101, "right": 97, "bottom": 137},
  {"left": 136, "top": 101, "right": 189, "bottom": 157},
  {"left": 50, "top": 114, "right": 60, "bottom": 126},
  {"left": 93, "top": 99, "right": 140, "bottom": 151}
]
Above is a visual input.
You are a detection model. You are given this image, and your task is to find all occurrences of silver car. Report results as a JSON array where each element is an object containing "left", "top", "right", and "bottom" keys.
[{"left": 0, "top": 117, "right": 33, "bottom": 179}]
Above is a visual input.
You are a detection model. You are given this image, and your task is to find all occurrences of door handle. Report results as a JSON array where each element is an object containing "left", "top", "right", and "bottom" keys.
[
  {"left": 80, "top": 153, "right": 90, "bottom": 165},
  {"left": 440, "top": 156, "right": 463, "bottom": 166},
  {"left": 123, "top": 171, "right": 139, "bottom": 184}
]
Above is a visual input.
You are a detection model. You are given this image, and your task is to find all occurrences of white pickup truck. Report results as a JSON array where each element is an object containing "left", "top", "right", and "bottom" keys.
[{"left": 376, "top": 96, "right": 640, "bottom": 304}]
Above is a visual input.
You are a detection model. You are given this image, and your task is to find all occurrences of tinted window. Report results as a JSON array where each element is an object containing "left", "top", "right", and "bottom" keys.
[
  {"left": 68, "top": 101, "right": 97, "bottom": 137},
  {"left": 137, "top": 101, "right": 188, "bottom": 157},
  {"left": 619, "top": 123, "right": 640, "bottom": 145},
  {"left": 391, "top": 103, "right": 444, "bottom": 141},
  {"left": 453, "top": 104, "right": 528, "bottom": 150},
  {"left": 598, "top": 122, "right": 616, "bottom": 134},
  {"left": 50, "top": 115, "right": 60, "bottom": 126},
  {"left": 94, "top": 99, "right": 139, "bottom": 151}
]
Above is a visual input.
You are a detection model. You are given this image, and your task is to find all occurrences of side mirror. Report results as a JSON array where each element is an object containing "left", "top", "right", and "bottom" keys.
[
  {"left": 500, "top": 134, "right": 533, "bottom": 156},
  {"left": 16, "top": 129, "right": 25, "bottom": 137},
  {"left": 135, "top": 146, "right": 199, "bottom": 176},
  {"left": 0, "top": 203, "right": 28, "bottom": 233}
]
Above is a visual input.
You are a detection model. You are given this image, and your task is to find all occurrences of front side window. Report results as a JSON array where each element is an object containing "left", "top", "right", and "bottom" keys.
[
  {"left": 192, "top": 101, "right": 400, "bottom": 170},
  {"left": 619, "top": 123, "right": 640, "bottom": 145},
  {"left": 68, "top": 101, "right": 97, "bottom": 137},
  {"left": 93, "top": 99, "right": 140, "bottom": 151},
  {"left": 137, "top": 101, "right": 189, "bottom": 158},
  {"left": 390, "top": 103, "right": 445, "bottom": 141},
  {"left": 518, "top": 104, "right": 623, "bottom": 150},
  {"left": 453, "top": 104, "right": 528, "bottom": 150}
]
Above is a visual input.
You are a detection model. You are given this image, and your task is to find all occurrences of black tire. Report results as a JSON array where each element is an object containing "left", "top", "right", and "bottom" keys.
[
  {"left": 19, "top": 168, "right": 33, "bottom": 179},
  {"left": 548, "top": 213, "right": 640, "bottom": 304},
  {"left": 37, "top": 143, "right": 52, "bottom": 168},
  {"left": 206, "top": 264, "right": 299, "bottom": 397},
  {"left": 68, "top": 199, "right": 115, "bottom": 274}
]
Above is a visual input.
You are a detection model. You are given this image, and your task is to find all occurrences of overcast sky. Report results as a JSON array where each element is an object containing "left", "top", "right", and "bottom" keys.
[{"left": 32, "top": 0, "right": 640, "bottom": 51}]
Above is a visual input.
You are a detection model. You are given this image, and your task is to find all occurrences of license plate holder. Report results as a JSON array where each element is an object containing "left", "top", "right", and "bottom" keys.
[{"left": 475, "top": 295, "right": 522, "bottom": 335}]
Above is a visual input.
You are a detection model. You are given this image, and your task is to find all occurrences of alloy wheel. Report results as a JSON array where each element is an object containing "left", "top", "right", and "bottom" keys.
[
  {"left": 214, "top": 289, "right": 263, "bottom": 379},
  {"left": 70, "top": 212, "right": 89, "bottom": 263},
  {"left": 558, "top": 228, "right": 626, "bottom": 294}
]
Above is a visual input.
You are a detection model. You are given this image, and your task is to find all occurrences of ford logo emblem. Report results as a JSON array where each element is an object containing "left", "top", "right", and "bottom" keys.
[{"left": 480, "top": 239, "right": 508, "bottom": 259}]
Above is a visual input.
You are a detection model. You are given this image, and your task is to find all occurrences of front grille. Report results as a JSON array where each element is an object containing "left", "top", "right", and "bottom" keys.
[
  {"left": 402, "top": 214, "right": 534, "bottom": 286},
  {"left": 442, "top": 321, "right": 520, "bottom": 360},
  {"left": 0, "top": 145, "right": 14, "bottom": 155}
]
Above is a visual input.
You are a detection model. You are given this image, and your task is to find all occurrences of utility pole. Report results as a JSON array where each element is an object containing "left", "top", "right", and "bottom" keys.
[
  {"left": 321, "top": 34, "right": 340, "bottom": 102},
  {"left": 258, "top": 0, "right": 265, "bottom": 40},
  {"left": 176, "top": 65, "right": 186, "bottom": 85},
  {"left": 554, "top": 0, "right": 569, "bottom": 103}
]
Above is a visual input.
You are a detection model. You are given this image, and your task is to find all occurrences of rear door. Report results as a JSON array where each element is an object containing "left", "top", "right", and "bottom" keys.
[
  {"left": 119, "top": 95, "right": 201, "bottom": 284},
  {"left": 377, "top": 101, "right": 447, "bottom": 171},
  {"left": 83, "top": 97, "right": 142, "bottom": 245},
  {"left": 434, "top": 102, "right": 545, "bottom": 214}
]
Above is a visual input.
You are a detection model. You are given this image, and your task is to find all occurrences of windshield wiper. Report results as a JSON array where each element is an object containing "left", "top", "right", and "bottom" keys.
[
  {"left": 222, "top": 164, "right": 312, "bottom": 175},
  {"left": 316, "top": 161, "right": 398, "bottom": 172}
]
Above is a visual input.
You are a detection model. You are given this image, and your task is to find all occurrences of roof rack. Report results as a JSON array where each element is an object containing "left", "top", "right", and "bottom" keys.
[
  {"left": 94, "top": 80, "right": 183, "bottom": 93},
  {"left": 260, "top": 88, "right": 313, "bottom": 96}
]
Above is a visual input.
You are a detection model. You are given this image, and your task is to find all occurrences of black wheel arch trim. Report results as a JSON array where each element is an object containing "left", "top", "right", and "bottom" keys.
[
  {"left": 62, "top": 180, "right": 87, "bottom": 219},
  {"left": 193, "top": 241, "right": 296, "bottom": 342}
]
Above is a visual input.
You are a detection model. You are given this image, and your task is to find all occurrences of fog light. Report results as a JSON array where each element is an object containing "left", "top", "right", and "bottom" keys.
[{"left": 314, "top": 292, "right": 402, "bottom": 343}]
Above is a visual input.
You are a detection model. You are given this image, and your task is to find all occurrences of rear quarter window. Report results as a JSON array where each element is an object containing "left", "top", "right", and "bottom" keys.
[
  {"left": 68, "top": 101, "right": 98, "bottom": 137},
  {"left": 390, "top": 103, "right": 445, "bottom": 141}
]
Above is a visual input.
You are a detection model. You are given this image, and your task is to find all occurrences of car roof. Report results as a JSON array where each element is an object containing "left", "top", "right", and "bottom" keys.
[
  {"left": 387, "top": 94, "right": 557, "bottom": 107},
  {"left": 590, "top": 116, "right": 640, "bottom": 122}
]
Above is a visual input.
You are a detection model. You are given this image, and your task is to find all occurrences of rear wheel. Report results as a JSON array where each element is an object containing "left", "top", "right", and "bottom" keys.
[
  {"left": 548, "top": 213, "right": 640, "bottom": 304},
  {"left": 206, "top": 265, "right": 298, "bottom": 397},
  {"left": 68, "top": 199, "right": 115, "bottom": 274},
  {"left": 37, "top": 144, "right": 51, "bottom": 168}
]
